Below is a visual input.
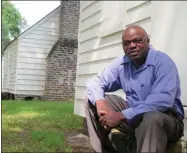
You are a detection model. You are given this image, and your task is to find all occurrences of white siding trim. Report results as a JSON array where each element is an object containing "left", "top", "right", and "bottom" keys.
[
  {"left": 19, "top": 7, "right": 60, "bottom": 39},
  {"left": 81, "top": 2, "right": 102, "bottom": 22}
]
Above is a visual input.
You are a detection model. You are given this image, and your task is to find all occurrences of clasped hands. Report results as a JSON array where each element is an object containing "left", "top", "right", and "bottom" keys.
[{"left": 96, "top": 100, "right": 125, "bottom": 130}]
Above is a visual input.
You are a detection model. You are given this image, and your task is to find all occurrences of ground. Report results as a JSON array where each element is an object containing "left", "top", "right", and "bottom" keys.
[
  {"left": 2, "top": 100, "right": 90, "bottom": 152},
  {"left": 3, "top": 100, "right": 185, "bottom": 152},
  {"left": 65, "top": 129, "right": 94, "bottom": 152}
]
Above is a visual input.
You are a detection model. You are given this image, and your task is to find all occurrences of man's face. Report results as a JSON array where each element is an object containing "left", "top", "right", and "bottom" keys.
[{"left": 122, "top": 28, "right": 149, "bottom": 61}]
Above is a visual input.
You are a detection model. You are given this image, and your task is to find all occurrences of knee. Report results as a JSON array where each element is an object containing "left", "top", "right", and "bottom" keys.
[
  {"left": 104, "top": 94, "right": 117, "bottom": 101},
  {"left": 84, "top": 96, "right": 96, "bottom": 111},
  {"left": 84, "top": 96, "right": 90, "bottom": 108},
  {"left": 104, "top": 94, "right": 125, "bottom": 104},
  {"left": 142, "top": 112, "right": 164, "bottom": 126}
]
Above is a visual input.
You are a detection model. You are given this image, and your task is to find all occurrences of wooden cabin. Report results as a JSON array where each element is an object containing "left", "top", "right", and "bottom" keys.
[{"left": 2, "top": 6, "right": 60, "bottom": 97}]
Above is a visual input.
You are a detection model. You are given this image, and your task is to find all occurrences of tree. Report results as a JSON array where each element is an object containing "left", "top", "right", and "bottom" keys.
[{"left": 2, "top": 1, "right": 27, "bottom": 52}]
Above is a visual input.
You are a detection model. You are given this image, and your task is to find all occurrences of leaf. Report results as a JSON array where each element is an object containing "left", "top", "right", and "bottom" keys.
[{"left": 2, "top": 1, "right": 28, "bottom": 53}]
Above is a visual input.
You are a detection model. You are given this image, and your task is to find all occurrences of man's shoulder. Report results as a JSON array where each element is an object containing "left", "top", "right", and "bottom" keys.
[
  {"left": 152, "top": 49, "right": 176, "bottom": 66},
  {"left": 110, "top": 55, "right": 125, "bottom": 66}
]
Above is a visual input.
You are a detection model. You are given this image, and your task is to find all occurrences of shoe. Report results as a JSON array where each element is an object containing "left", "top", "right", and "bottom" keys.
[{"left": 109, "top": 128, "right": 136, "bottom": 153}]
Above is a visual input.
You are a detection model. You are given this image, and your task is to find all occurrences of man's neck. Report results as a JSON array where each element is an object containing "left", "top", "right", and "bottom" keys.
[{"left": 132, "top": 52, "right": 148, "bottom": 69}]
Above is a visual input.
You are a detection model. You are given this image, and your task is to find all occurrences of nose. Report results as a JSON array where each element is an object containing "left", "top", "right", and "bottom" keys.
[{"left": 129, "top": 41, "right": 136, "bottom": 48}]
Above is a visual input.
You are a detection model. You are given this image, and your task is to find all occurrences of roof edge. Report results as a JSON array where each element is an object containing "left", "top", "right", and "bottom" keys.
[{"left": 2, "top": 5, "right": 60, "bottom": 52}]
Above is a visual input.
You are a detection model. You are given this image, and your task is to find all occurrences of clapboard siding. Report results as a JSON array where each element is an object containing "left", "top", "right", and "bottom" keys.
[
  {"left": 24, "top": 34, "right": 58, "bottom": 41},
  {"left": 99, "top": 32, "right": 123, "bottom": 47},
  {"left": 17, "top": 63, "right": 46, "bottom": 70},
  {"left": 79, "top": 37, "right": 98, "bottom": 53},
  {"left": 2, "top": 40, "right": 18, "bottom": 93},
  {"left": 0, "top": 6, "right": 61, "bottom": 96},
  {"left": 76, "top": 74, "right": 94, "bottom": 87},
  {"left": 126, "top": 1, "right": 152, "bottom": 29},
  {"left": 80, "top": 1, "right": 102, "bottom": 22},
  {"left": 2, "top": 52, "right": 8, "bottom": 91},
  {"left": 125, "top": 1, "right": 150, "bottom": 11},
  {"left": 81, "top": 1, "right": 95, "bottom": 11},
  {"left": 20, "top": 38, "right": 56, "bottom": 46},
  {"left": 16, "top": 80, "right": 45, "bottom": 86},
  {"left": 29, "top": 28, "right": 59, "bottom": 36},
  {"left": 18, "top": 52, "right": 48, "bottom": 59},
  {"left": 77, "top": 58, "right": 115, "bottom": 75},
  {"left": 80, "top": 12, "right": 101, "bottom": 32},
  {"left": 78, "top": 43, "right": 123, "bottom": 64},
  {"left": 127, "top": 17, "right": 151, "bottom": 35},
  {"left": 16, "top": 85, "right": 44, "bottom": 91},
  {"left": 17, "top": 74, "right": 45, "bottom": 81},
  {"left": 76, "top": 86, "right": 87, "bottom": 100},
  {"left": 18, "top": 57, "right": 46, "bottom": 64},
  {"left": 19, "top": 46, "right": 50, "bottom": 54},
  {"left": 17, "top": 69, "right": 46, "bottom": 75},
  {"left": 2, "top": 57, "right": 5, "bottom": 90},
  {"left": 19, "top": 42, "right": 53, "bottom": 49},
  {"left": 80, "top": 24, "right": 100, "bottom": 42},
  {"left": 40, "top": 21, "right": 59, "bottom": 29},
  {"left": 15, "top": 90, "right": 43, "bottom": 96},
  {"left": 48, "top": 14, "right": 59, "bottom": 22},
  {"left": 3, "top": 7, "right": 60, "bottom": 95},
  {"left": 74, "top": 99, "right": 86, "bottom": 117}
]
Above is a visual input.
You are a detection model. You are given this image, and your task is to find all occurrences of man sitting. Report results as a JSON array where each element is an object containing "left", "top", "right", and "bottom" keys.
[{"left": 84, "top": 25, "right": 184, "bottom": 153}]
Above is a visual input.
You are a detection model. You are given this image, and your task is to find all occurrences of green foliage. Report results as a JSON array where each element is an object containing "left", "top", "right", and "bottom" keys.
[{"left": 2, "top": 1, "right": 27, "bottom": 52}]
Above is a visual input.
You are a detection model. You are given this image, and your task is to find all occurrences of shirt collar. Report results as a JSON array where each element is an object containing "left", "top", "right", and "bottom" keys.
[{"left": 121, "top": 47, "right": 156, "bottom": 66}]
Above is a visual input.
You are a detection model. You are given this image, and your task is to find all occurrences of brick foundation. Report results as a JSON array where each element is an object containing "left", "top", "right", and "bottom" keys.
[{"left": 14, "top": 94, "right": 42, "bottom": 101}]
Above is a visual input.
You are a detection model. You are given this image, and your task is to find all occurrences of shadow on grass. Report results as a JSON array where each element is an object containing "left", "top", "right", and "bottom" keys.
[{"left": 2, "top": 100, "right": 84, "bottom": 152}]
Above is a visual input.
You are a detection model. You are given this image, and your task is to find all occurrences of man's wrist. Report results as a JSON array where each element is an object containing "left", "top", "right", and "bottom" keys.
[
  {"left": 118, "top": 112, "right": 125, "bottom": 121},
  {"left": 96, "top": 99, "right": 106, "bottom": 104},
  {"left": 96, "top": 100, "right": 108, "bottom": 108}
]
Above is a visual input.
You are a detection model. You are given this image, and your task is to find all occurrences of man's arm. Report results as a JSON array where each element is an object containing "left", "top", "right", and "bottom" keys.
[
  {"left": 86, "top": 57, "right": 122, "bottom": 117},
  {"left": 122, "top": 55, "right": 179, "bottom": 120},
  {"left": 87, "top": 57, "right": 122, "bottom": 105}
]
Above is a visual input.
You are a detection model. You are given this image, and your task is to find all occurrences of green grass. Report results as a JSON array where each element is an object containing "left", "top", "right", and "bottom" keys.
[{"left": 2, "top": 100, "right": 84, "bottom": 152}]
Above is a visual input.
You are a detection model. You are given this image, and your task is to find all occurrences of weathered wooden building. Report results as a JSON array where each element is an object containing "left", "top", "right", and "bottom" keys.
[
  {"left": 2, "top": 6, "right": 60, "bottom": 98},
  {"left": 2, "top": 1, "right": 80, "bottom": 100},
  {"left": 74, "top": 1, "right": 187, "bottom": 139}
]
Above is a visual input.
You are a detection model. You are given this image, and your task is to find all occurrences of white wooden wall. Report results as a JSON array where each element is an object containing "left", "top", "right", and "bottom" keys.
[
  {"left": 15, "top": 7, "right": 60, "bottom": 96},
  {"left": 74, "top": 1, "right": 187, "bottom": 121},
  {"left": 2, "top": 40, "right": 18, "bottom": 93},
  {"left": 2, "top": 7, "right": 60, "bottom": 96},
  {"left": 2, "top": 57, "right": 5, "bottom": 91}
]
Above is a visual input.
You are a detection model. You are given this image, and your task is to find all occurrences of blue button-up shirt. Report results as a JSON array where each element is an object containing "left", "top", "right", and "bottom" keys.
[{"left": 86, "top": 47, "right": 184, "bottom": 120}]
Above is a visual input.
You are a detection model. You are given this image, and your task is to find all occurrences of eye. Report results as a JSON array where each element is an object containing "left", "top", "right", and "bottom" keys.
[
  {"left": 123, "top": 41, "right": 130, "bottom": 46},
  {"left": 133, "top": 39, "right": 143, "bottom": 43}
]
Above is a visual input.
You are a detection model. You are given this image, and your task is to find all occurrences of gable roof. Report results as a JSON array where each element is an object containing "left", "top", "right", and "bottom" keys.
[{"left": 3, "top": 5, "right": 60, "bottom": 52}]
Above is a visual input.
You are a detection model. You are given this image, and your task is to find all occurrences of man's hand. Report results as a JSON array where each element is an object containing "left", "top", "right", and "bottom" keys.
[
  {"left": 96, "top": 100, "right": 113, "bottom": 117},
  {"left": 99, "top": 111, "right": 125, "bottom": 129}
]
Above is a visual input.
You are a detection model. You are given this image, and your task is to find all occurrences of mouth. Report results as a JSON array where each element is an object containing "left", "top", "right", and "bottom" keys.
[{"left": 129, "top": 50, "right": 140, "bottom": 56}]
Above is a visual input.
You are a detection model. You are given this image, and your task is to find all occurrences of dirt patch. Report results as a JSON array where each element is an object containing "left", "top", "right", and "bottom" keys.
[
  {"left": 72, "top": 146, "right": 94, "bottom": 152},
  {"left": 64, "top": 129, "right": 94, "bottom": 152}
]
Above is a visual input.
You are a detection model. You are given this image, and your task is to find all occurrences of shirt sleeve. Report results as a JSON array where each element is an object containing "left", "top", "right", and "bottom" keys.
[
  {"left": 122, "top": 55, "right": 179, "bottom": 119},
  {"left": 86, "top": 57, "right": 122, "bottom": 105}
]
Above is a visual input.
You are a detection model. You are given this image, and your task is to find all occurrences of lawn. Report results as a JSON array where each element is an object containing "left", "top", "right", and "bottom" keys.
[{"left": 2, "top": 100, "right": 84, "bottom": 152}]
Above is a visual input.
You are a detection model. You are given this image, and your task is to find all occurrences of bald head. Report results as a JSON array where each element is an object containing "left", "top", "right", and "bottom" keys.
[
  {"left": 122, "top": 25, "right": 148, "bottom": 40},
  {"left": 122, "top": 25, "right": 150, "bottom": 63}
]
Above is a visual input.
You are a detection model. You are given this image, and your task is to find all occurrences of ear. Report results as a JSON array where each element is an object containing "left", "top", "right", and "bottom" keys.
[{"left": 147, "top": 36, "right": 150, "bottom": 43}]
